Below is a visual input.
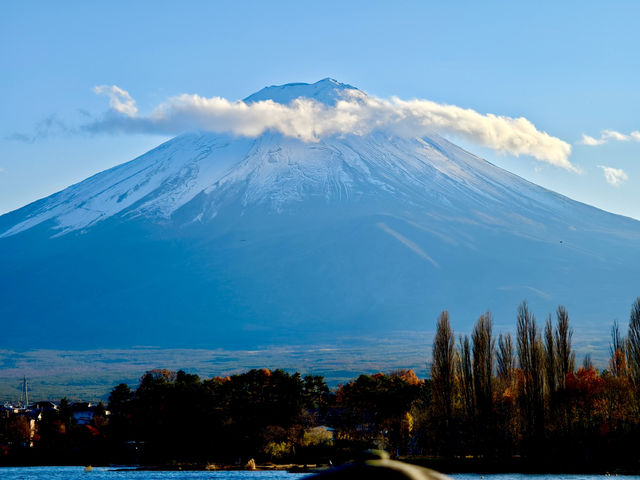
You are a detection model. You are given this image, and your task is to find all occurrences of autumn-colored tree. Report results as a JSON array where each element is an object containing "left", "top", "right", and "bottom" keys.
[
  {"left": 2, "top": 415, "right": 32, "bottom": 447},
  {"left": 335, "top": 372, "right": 420, "bottom": 454},
  {"left": 565, "top": 366, "right": 605, "bottom": 442},
  {"left": 390, "top": 369, "right": 420, "bottom": 386},
  {"left": 609, "top": 320, "right": 627, "bottom": 377},
  {"left": 600, "top": 370, "right": 633, "bottom": 434}
]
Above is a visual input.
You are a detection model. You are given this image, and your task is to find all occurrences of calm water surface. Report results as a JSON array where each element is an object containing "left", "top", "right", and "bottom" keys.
[
  {"left": 0, "top": 467, "right": 306, "bottom": 479},
  {"left": 2, "top": 468, "right": 640, "bottom": 480}
]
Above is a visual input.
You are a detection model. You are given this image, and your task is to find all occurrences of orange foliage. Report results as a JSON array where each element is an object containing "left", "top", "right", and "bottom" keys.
[
  {"left": 391, "top": 369, "right": 421, "bottom": 385},
  {"left": 501, "top": 386, "right": 515, "bottom": 403},
  {"left": 566, "top": 366, "right": 603, "bottom": 394},
  {"left": 565, "top": 366, "right": 604, "bottom": 410},
  {"left": 609, "top": 348, "right": 627, "bottom": 377}
]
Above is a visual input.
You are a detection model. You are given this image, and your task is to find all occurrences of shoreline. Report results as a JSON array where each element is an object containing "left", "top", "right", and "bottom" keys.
[{"left": 3, "top": 459, "right": 640, "bottom": 475}]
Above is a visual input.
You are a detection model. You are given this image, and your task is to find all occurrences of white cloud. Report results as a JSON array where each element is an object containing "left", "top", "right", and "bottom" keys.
[
  {"left": 602, "top": 129, "right": 631, "bottom": 141},
  {"left": 86, "top": 85, "right": 575, "bottom": 171},
  {"left": 598, "top": 165, "right": 628, "bottom": 186},
  {"left": 580, "top": 129, "right": 640, "bottom": 146},
  {"left": 579, "top": 134, "right": 606, "bottom": 146},
  {"left": 93, "top": 85, "right": 138, "bottom": 116}
]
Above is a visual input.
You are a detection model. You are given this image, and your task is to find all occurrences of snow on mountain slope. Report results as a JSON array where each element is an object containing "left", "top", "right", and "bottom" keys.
[
  {"left": 3, "top": 77, "right": 633, "bottom": 242},
  {"left": 0, "top": 134, "right": 253, "bottom": 237},
  {"left": 4, "top": 126, "right": 635, "bottom": 246}
]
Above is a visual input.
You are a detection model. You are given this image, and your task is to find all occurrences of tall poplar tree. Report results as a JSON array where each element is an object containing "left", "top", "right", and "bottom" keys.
[
  {"left": 516, "top": 301, "right": 545, "bottom": 446},
  {"left": 554, "top": 305, "right": 575, "bottom": 390},
  {"left": 431, "top": 311, "right": 455, "bottom": 441},
  {"left": 544, "top": 315, "right": 556, "bottom": 395},
  {"left": 472, "top": 312, "right": 494, "bottom": 422},
  {"left": 472, "top": 312, "right": 495, "bottom": 455},
  {"left": 457, "top": 335, "right": 474, "bottom": 421},
  {"left": 627, "top": 298, "right": 640, "bottom": 411}
]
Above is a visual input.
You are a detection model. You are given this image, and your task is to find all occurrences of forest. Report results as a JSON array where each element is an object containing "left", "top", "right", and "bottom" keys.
[{"left": 1, "top": 298, "right": 640, "bottom": 472}]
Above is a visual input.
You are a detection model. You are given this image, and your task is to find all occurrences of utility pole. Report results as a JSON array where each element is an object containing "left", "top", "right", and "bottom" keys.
[{"left": 21, "top": 376, "right": 29, "bottom": 407}]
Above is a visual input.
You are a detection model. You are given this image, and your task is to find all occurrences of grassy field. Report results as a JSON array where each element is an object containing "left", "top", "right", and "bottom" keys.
[
  {"left": 0, "top": 332, "right": 433, "bottom": 402},
  {"left": 0, "top": 329, "right": 609, "bottom": 402}
]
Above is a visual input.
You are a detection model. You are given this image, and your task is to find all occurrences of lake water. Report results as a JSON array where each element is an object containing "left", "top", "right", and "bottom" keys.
[
  {"left": 0, "top": 467, "right": 306, "bottom": 479},
  {"left": 1, "top": 468, "right": 639, "bottom": 480}
]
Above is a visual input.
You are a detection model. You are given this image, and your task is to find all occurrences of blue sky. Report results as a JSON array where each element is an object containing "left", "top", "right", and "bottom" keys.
[{"left": 2, "top": 1, "right": 639, "bottom": 218}]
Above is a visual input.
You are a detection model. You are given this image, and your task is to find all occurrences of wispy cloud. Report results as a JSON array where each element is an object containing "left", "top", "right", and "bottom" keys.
[
  {"left": 83, "top": 85, "right": 575, "bottom": 171},
  {"left": 5, "top": 115, "right": 70, "bottom": 143},
  {"left": 602, "top": 130, "right": 631, "bottom": 142},
  {"left": 579, "top": 129, "right": 640, "bottom": 146},
  {"left": 579, "top": 134, "right": 606, "bottom": 146},
  {"left": 5, "top": 132, "right": 34, "bottom": 143},
  {"left": 599, "top": 165, "right": 628, "bottom": 186},
  {"left": 93, "top": 85, "right": 138, "bottom": 116}
]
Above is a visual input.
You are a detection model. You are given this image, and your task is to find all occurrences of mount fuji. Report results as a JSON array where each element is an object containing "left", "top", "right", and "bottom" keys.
[{"left": 1, "top": 79, "right": 639, "bottom": 353}]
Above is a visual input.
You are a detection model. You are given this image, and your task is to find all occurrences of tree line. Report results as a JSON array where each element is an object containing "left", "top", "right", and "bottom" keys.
[
  {"left": 428, "top": 299, "right": 640, "bottom": 469},
  {"left": 1, "top": 298, "right": 640, "bottom": 471}
]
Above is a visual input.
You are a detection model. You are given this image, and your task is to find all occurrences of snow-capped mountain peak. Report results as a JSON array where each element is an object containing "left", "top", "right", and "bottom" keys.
[
  {"left": 243, "top": 78, "right": 359, "bottom": 105},
  {"left": 1, "top": 79, "right": 640, "bottom": 354},
  {"left": 1, "top": 73, "right": 638, "bottom": 241}
]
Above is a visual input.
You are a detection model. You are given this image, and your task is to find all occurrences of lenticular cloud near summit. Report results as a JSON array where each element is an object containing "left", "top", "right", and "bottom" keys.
[{"left": 89, "top": 79, "right": 574, "bottom": 170}]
